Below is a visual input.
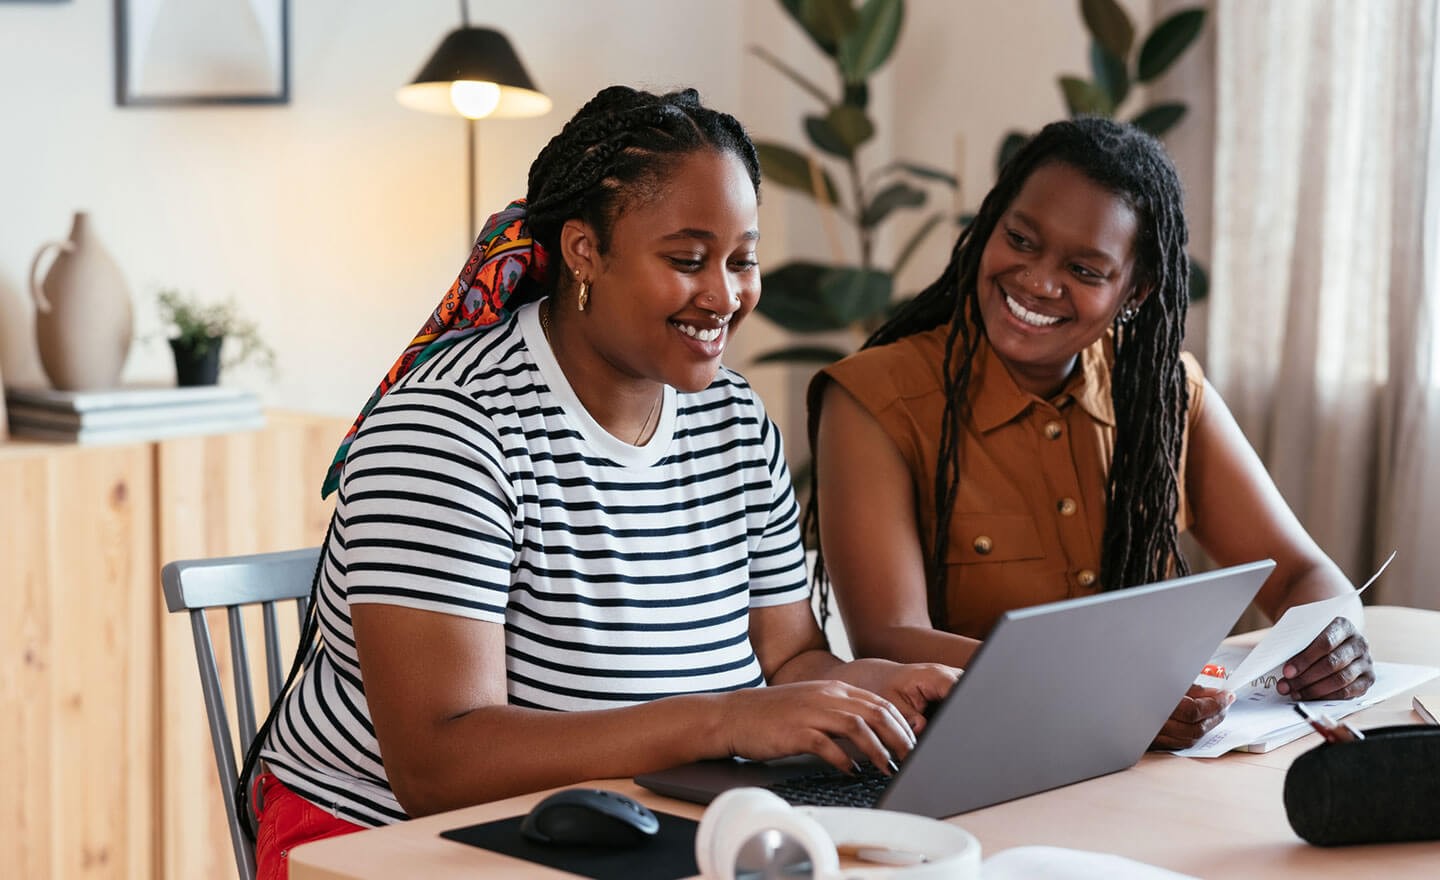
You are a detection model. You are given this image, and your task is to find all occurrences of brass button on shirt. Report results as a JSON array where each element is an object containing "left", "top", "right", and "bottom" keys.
[{"left": 819, "top": 325, "right": 1205, "bottom": 640}]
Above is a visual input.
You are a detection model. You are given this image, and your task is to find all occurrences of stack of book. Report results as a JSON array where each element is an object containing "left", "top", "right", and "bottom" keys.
[{"left": 5, "top": 384, "right": 265, "bottom": 445}]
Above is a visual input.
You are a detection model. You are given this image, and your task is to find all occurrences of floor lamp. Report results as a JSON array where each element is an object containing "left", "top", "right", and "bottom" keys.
[{"left": 397, "top": 4, "right": 552, "bottom": 246}]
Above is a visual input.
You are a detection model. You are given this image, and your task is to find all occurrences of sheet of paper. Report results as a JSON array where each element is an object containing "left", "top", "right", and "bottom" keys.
[
  {"left": 983, "top": 846, "right": 1198, "bottom": 879},
  {"left": 1218, "top": 551, "right": 1393, "bottom": 690},
  {"left": 1174, "top": 661, "right": 1440, "bottom": 758},
  {"left": 1220, "top": 591, "right": 1364, "bottom": 688}
]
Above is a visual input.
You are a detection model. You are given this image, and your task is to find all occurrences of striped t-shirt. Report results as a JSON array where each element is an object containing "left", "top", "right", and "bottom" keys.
[{"left": 261, "top": 300, "right": 810, "bottom": 826}]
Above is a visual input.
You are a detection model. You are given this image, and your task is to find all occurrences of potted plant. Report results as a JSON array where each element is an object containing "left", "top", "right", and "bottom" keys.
[
  {"left": 749, "top": 0, "right": 958, "bottom": 366},
  {"left": 157, "top": 289, "right": 276, "bottom": 386}
]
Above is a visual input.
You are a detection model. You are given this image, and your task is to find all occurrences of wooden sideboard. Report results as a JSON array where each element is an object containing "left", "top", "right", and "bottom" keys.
[{"left": 0, "top": 411, "right": 350, "bottom": 880}]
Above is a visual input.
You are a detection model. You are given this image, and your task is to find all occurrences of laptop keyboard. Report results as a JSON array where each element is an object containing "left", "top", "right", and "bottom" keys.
[{"left": 765, "top": 762, "right": 891, "bottom": 807}]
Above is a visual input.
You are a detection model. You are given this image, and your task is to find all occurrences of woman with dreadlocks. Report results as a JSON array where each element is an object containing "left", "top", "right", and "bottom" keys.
[{"left": 808, "top": 117, "right": 1371, "bottom": 751}]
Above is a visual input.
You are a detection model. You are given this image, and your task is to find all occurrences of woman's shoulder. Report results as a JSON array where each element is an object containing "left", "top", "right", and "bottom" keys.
[{"left": 820, "top": 324, "right": 952, "bottom": 402}]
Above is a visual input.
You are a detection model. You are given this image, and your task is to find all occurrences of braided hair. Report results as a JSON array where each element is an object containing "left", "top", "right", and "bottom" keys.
[
  {"left": 515, "top": 85, "right": 759, "bottom": 304},
  {"left": 809, "top": 116, "right": 1192, "bottom": 628}
]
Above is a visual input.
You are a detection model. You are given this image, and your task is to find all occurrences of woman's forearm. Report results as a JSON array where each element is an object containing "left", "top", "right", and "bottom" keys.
[
  {"left": 388, "top": 693, "right": 727, "bottom": 817},
  {"left": 852, "top": 624, "right": 981, "bottom": 669}
]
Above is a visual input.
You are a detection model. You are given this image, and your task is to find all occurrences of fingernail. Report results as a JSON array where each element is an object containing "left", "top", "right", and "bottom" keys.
[
  {"left": 1277, "top": 680, "right": 1289, "bottom": 694},
  {"left": 850, "top": 760, "right": 863, "bottom": 775},
  {"left": 1226, "top": 692, "right": 1236, "bottom": 705},
  {"left": 887, "top": 759, "right": 900, "bottom": 775},
  {"left": 1283, "top": 664, "right": 1297, "bottom": 678}
]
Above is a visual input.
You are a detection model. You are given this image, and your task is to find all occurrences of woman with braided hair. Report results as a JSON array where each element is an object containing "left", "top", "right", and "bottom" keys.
[
  {"left": 249, "top": 85, "right": 955, "bottom": 877},
  {"left": 809, "top": 116, "right": 1372, "bottom": 752}
]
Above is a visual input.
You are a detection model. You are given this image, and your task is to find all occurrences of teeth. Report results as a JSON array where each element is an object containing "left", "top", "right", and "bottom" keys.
[
  {"left": 675, "top": 322, "right": 724, "bottom": 342},
  {"left": 1004, "top": 293, "right": 1063, "bottom": 327}
]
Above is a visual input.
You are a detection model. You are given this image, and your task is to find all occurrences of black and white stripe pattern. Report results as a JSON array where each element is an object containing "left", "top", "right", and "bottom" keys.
[{"left": 262, "top": 301, "right": 808, "bottom": 826}]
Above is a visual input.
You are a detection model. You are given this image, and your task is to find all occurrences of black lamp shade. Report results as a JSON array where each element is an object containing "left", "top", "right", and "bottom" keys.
[{"left": 397, "top": 27, "right": 551, "bottom": 119}]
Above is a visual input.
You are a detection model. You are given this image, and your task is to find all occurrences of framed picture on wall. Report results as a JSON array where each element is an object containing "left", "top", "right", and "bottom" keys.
[{"left": 115, "top": 0, "right": 290, "bottom": 106}]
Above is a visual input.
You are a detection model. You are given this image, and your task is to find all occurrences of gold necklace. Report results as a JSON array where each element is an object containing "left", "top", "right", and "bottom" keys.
[
  {"left": 542, "top": 301, "right": 662, "bottom": 446},
  {"left": 634, "top": 390, "right": 662, "bottom": 445}
]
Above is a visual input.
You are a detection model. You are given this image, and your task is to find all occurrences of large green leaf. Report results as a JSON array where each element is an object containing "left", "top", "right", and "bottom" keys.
[
  {"left": 757, "top": 262, "right": 850, "bottom": 332},
  {"left": 804, "top": 115, "right": 849, "bottom": 158},
  {"left": 838, "top": 0, "right": 904, "bottom": 83},
  {"left": 781, "top": 0, "right": 859, "bottom": 56},
  {"left": 1080, "top": 0, "right": 1135, "bottom": 61},
  {"left": 1137, "top": 8, "right": 1206, "bottom": 82},
  {"left": 860, "top": 181, "right": 926, "bottom": 228},
  {"left": 752, "top": 344, "right": 851, "bottom": 365},
  {"left": 893, "top": 211, "right": 945, "bottom": 276},
  {"left": 1060, "top": 76, "right": 1114, "bottom": 116},
  {"left": 819, "top": 266, "right": 893, "bottom": 324},
  {"left": 1130, "top": 102, "right": 1187, "bottom": 137},
  {"left": 996, "top": 131, "right": 1029, "bottom": 174},
  {"left": 755, "top": 141, "right": 841, "bottom": 206},
  {"left": 1090, "top": 41, "right": 1129, "bottom": 108},
  {"left": 805, "top": 105, "right": 875, "bottom": 158}
]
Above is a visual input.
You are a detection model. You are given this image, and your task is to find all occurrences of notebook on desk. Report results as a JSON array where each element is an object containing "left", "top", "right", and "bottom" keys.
[{"left": 637, "top": 560, "right": 1276, "bottom": 819}]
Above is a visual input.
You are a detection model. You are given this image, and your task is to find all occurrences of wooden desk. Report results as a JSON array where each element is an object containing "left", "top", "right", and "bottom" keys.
[{"left": 290, "top": 606, "right": 1440, "bottom": 879}]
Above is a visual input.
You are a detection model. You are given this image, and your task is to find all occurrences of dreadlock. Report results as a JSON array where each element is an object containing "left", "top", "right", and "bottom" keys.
[
  {"left": 807, "top": 116, "right": 1192, "bottom": 630},
  {"left": 513, "top": 85, "right": 760, "bottom": 305}
]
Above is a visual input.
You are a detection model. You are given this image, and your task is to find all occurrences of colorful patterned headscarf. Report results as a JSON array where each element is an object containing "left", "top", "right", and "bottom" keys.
[{"left": 321, "top": 200, "right": 549, "bottom": 497}]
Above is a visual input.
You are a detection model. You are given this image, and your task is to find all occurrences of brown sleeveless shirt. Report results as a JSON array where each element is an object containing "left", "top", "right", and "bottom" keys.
[{"left": 816, "top": 324, "right": 1205, "bottom": 640}]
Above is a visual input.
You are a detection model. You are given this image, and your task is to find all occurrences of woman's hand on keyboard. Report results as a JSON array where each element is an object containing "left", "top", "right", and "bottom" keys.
[
  {"left": 831, "top": 658, "right": 961, "bottom": 734},
  {"left": 718, "top": 681, "right": 916, "bottom": 775}
]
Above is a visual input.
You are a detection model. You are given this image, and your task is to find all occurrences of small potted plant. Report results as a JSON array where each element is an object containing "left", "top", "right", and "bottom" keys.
[{"left": 157, "top": 289, "right": 276, "bottom": 386}]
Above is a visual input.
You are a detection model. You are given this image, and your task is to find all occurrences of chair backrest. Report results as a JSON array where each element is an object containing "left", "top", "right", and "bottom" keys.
[{"left": 161, "top": 547, "right": 320, "bottom": 880}]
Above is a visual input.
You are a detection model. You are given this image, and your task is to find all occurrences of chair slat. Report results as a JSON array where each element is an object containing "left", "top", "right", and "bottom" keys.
[
  {"left": 228, "top": 607, "right": 258, "bottom": 751},
  {"left": 191, "top": 609, "right": 257, "bottom": 880},
  {"left": 262, "top": 602, "right": 284, "bottom": 703}
]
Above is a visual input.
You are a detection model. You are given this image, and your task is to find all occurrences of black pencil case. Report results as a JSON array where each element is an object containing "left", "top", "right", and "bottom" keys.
[{"left": 1283, "top": 723, "right": 1440, "bottom": 846}]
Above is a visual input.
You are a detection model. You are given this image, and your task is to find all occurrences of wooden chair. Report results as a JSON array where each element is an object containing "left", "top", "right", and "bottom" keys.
[{"left": 161, "top": 547, "right": 320, "bottom": 880}]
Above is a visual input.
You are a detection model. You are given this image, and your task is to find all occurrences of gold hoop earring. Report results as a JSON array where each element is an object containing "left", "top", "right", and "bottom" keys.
[{"left": 577, "top": 280, "right": 589, "bottom": 312}]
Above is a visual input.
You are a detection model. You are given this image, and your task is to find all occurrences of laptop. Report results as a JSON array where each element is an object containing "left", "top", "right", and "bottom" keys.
[{"left": 636, "top": 559, "right": 1275, "bottom": 818}]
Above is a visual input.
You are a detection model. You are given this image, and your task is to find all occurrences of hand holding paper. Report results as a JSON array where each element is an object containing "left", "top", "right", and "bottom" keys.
[{"left": 1222, "top": 551, "right": 1393, "bottom": 698}]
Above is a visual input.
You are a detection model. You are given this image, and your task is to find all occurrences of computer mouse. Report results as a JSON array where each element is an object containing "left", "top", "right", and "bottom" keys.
[{"left": 520, "top": 787, "right": 660, "bottom": 847}]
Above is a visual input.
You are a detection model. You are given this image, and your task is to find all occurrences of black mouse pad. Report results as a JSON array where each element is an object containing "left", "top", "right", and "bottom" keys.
[{"left": 440, "top": 810, "right": 699, "bottom": 880}]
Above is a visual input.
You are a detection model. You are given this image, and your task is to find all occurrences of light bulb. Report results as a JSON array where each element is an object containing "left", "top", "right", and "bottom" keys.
[{"left": 450, "top": 81, "right": 501, "bottom": 119}]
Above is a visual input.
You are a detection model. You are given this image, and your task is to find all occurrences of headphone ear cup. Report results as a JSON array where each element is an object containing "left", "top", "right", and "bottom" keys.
[
  {"left": 695, "top": 788, "right": 791, "bottom": 879},
  {"left": 697, "top": 788, "right": 839, "bottom": 880}
]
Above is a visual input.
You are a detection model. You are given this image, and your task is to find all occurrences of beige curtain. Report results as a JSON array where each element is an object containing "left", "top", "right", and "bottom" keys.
[{"left": 1207, "top": 0, "right": 1440, "bottom": 608}]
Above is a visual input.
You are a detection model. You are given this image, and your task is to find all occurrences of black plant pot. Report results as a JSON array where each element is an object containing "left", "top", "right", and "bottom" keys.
[{"left": 170, "top": 336, "right": 224, "bottom": 386}]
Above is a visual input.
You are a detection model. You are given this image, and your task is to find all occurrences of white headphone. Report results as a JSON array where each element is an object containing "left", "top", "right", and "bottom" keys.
[{"left": 695, "top": 788, "right": 982, "bottom": 879}]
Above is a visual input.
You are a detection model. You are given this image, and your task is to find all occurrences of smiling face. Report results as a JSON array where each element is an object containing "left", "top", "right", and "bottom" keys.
[
  {"left": 976, "top": 161, "right": 1143, "bottom": 398},
  {"left": 570, "top": 149, "right": 760, "bottom": 394}
]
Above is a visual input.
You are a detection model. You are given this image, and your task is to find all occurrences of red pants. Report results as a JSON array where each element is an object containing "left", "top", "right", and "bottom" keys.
[{"left": 254, "top": 773, "right": 366, "bottom": 880}]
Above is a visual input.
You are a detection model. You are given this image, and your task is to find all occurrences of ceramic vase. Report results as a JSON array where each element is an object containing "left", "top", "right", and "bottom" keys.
[{"left": 29, "top": 212, "right": 133, "bottom": 390}]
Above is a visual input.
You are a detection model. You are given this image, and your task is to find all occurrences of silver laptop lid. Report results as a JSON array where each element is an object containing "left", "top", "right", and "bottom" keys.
[{"left": 877, "top": 559, "right": 1275, "bottom": 817}]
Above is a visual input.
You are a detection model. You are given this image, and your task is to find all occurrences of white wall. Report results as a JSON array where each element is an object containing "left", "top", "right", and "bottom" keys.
[
  {"left": 0, "top": 0, "right": 1175, "bottom": 449},
  {"left": 0, "top": 0, "right": 751, "bottom": 414}
]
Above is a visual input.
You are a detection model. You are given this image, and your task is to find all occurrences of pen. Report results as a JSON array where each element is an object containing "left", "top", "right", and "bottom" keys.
[{"left": 1293, "top": 703, "right": 1365, "bottom": 743}]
